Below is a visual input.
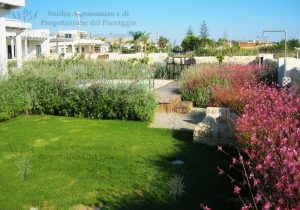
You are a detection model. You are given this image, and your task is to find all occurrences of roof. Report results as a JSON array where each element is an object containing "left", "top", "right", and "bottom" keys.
[
  {"left": 0, "top": 0, "right": 25, "bottom": 9},
  {"left": 3, "top": 18, "right": 31, "bottom": 29},
  {"left": 58, "top": 30, "right": 88, "bottom": 35},
  {"left": 239, "top": 41, "right": 273, "bottom": 48}
]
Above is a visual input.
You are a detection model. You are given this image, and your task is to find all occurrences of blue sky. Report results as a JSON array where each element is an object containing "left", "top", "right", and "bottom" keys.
[{"left": 9, "top": 0, "right": 300, "bottom": 43}]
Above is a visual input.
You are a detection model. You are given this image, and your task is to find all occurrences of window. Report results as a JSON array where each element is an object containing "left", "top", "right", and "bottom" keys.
[
  {"left": 36, "top": 45, "right": 42, "bottom": 57},
  {"left": 64, "top": 34, "right": 72, "bottom": 39}
]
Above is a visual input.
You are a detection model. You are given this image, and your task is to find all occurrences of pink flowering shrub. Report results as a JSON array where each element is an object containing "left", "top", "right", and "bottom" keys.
[
  {"left": 233, "top": 84, "right": 300, "bottom": 209},
  {"left": 189, "top": 64, "right": 300, "bottom": 209},
  {"left": 214, "top": 84, "right": 300, "bottom": 210}
]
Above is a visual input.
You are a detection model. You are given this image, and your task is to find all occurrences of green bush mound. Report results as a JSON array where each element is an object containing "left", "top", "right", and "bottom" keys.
[
  {"left": 0, "top": 77, "right": 31, "bottom": 121},
  {"left": 0, "top": 75, "right": 157, "bottom": 122}
]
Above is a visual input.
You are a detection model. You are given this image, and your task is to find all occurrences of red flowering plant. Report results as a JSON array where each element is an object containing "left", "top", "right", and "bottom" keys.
[{"left": 180, "top": 64, "right": 260, "bottom": 108}]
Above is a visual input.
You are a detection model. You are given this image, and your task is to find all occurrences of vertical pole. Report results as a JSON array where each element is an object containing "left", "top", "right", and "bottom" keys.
[
  {"left": 284, "top": 30, "right": 287, "bottom": 77},
  {"left": 0, "top": 17, "right": 8, "bottom": 75},
  {"left": 284, "top": 30, "right": 287, "bottom": 58},
  {"left": 56, "top": 41, "right": 59, "bottom": 54},
  {"left": 71, "top": 44, "right": 75, "bottom": 56},
  {"left": 24, "top": 37, "right": 28, "bottom": 59},
  {"left": 11, "top": 38, "right": 15, "bottom": 59},
  {"left": 76, "top": 12, "right": 81, "bottom": 54},
  {"left": 63, "top": 41, "right": 66, "bottom": 56},
  {"left": 16, "top": 32, "right": 23, "bottom": 69}
]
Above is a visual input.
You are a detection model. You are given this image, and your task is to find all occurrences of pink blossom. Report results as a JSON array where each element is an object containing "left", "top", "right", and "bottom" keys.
[
  {"left": 199, "top": 204, "right": 211, "bottom": 210},
  {"left": 263, "top": 202, "right": 272, "bottom": 210},
  {"left": 217, "top": 145, "right": 223, "bottom": 152},
  {"left": 232, "top": 158, "right": 238, "bottom": 165},
  {"left": 234, "top": 185, "right": 241, "bottom": 194},
  {"left": 255, "top": 193, "right": 262, "bottom": 202},
  {"left": 241, "top": 204, "right": 252, "bottom": 210}
]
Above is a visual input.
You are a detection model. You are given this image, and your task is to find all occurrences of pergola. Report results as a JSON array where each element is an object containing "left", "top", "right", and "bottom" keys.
[{"left": 0, "top": 0, "right": 30, "bottom": 75}]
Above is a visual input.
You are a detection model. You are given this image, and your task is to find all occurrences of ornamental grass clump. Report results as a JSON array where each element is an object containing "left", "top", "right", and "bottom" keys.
[{"left": 180, "top": 64, "right": 260, "bottom": 107}]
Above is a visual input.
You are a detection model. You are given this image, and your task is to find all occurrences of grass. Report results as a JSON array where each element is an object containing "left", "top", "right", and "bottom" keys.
[{"left": 0, "top": 115, "right": 237, "bottom": 210}]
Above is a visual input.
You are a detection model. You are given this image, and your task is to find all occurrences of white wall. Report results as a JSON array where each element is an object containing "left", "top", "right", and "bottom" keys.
[
  {"left": 22, "top": 39, "right": 50, "bottom": 59},
  {"left": 0, "top": 17, "right": 7, "bottom": 75},
  {"left": 278, "top": 57, "right": 300, "bottom": 87},
  {"left": 194, "top": 56, "right": 257, "bottom": 64},
  {"left": 87, "top": 53, "right": 168, "bottom": 63}
]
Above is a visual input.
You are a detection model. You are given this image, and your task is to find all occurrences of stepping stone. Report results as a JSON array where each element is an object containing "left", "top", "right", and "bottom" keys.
[{"left": 171, "top": 160, "right": 184, "bottom": 165}]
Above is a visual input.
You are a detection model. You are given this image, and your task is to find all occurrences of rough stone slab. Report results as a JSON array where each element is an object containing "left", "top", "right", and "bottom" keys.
[
  {"left": 193, "top": 107, "right": 236, "bottom": 146},
  {"left": 150, "top": 108, "right": 206, "bottom": 130}
]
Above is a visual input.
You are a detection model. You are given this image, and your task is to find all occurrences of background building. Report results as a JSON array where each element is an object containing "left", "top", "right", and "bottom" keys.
[
  {"left": 0, "top": 0, "right": 29, "bottom": 74},
  {"left": 50, "top": 30, "right": 110, "bottom": 57}
]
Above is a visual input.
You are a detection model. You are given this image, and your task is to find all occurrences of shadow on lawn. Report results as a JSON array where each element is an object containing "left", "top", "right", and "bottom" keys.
[{"left": 95, "top": 130, "right": 238, "bottom": 210}]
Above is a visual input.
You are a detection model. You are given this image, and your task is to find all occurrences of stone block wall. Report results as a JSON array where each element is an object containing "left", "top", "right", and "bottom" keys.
[{"left": 193, "top": 107, "right": 236, "bottom": 146}]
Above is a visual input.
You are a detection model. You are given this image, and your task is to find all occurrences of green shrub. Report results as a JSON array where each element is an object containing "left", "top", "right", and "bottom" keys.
[
  {"left": 180, "top": 85, "right": 212, "bottom": 107},
  {"left": 1, "top": 59, "right": 159, "bottom": 122},
  {"left": 152, "top": 63, "right": 181, "bottom": 79},
  {"left": 0, "top": 77, "right": 31, "bottom": 121},
  {"left": 0, "top": 75, "right": 157, "bottom": 122}
]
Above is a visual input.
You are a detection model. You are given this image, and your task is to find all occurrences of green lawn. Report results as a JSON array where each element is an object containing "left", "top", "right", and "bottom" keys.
[{"left": 0, "top": 115, "right": 236, "bottom": 210}]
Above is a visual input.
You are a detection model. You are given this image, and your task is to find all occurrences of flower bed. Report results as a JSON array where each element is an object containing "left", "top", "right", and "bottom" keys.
[
  {"left": 232, "top": 84, "right": 300, "bottom": 209},
  {"left": 187, "top": 64, "right": 300, "bottom": 209},
  {"left": 180, "top": 64, "right": 260, "bottom": 107}
]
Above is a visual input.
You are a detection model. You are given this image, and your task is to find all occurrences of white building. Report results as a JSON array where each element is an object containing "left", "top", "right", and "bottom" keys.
[
  {"left": 0, "top": 0, "right": 28, "bottom": 74},
  {"left": 50, "top": 30, "right": 110, "bottom": 57},
  {"left": 7, "top": 29, "right": 50, "bottom": 60},
  {"left": 0, "top": 0, "right": 50, "bottom": 75}
]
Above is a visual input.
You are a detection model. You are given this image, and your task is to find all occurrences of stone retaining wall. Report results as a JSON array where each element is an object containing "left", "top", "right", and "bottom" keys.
[{"left": 193, "top": 107, "right": 236, "bottom": 146}]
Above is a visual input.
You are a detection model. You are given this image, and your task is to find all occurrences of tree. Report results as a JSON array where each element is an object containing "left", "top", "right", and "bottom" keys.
[
  {"left": 172, "top": 45, "right": 182, "bottom": 53},
  {"left": 186, "top": 25, "right": 194, "bottom": 36},
  {"left": 128, "top": 31, "right": 151, "bottom": 52},
  {"left": 158, "top": 36, "right": 169, "bottom": 49},
  {"left": 217, "top": 38, "right": 230, "bottom": 48},
  {"left": 287, "top": 39, "right": 300, "bottom": 50},
  {"left": 181, "top": 35, "right": 201, "bottom": 52},
  {"left": 129, "top": 31, "right": 144, "bottom": 41},
  {"left": 140, "top": 32, "right": 151, "bottom": 53},
  {"left": 199, "top": 20, "right": 209, "bottom": 39}
]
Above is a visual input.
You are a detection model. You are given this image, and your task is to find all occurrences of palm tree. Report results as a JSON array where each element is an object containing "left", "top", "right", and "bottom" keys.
[
  {"left": 158, "top": 36, "right": 170, "bottom": 50},
  {"left": 129, "top": 31, "right": 144, "bottom": 52},
  {"left": 141, "top": 32, "right": 151, "bottom": 53},
  {"left": 129, "top": 31, "right": 151, "bottom": 53}
]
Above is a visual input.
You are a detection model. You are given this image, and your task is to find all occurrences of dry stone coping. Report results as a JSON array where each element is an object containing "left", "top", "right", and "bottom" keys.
[{"left": 193, "top": 107, "right": 236, "bottom": 146}]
